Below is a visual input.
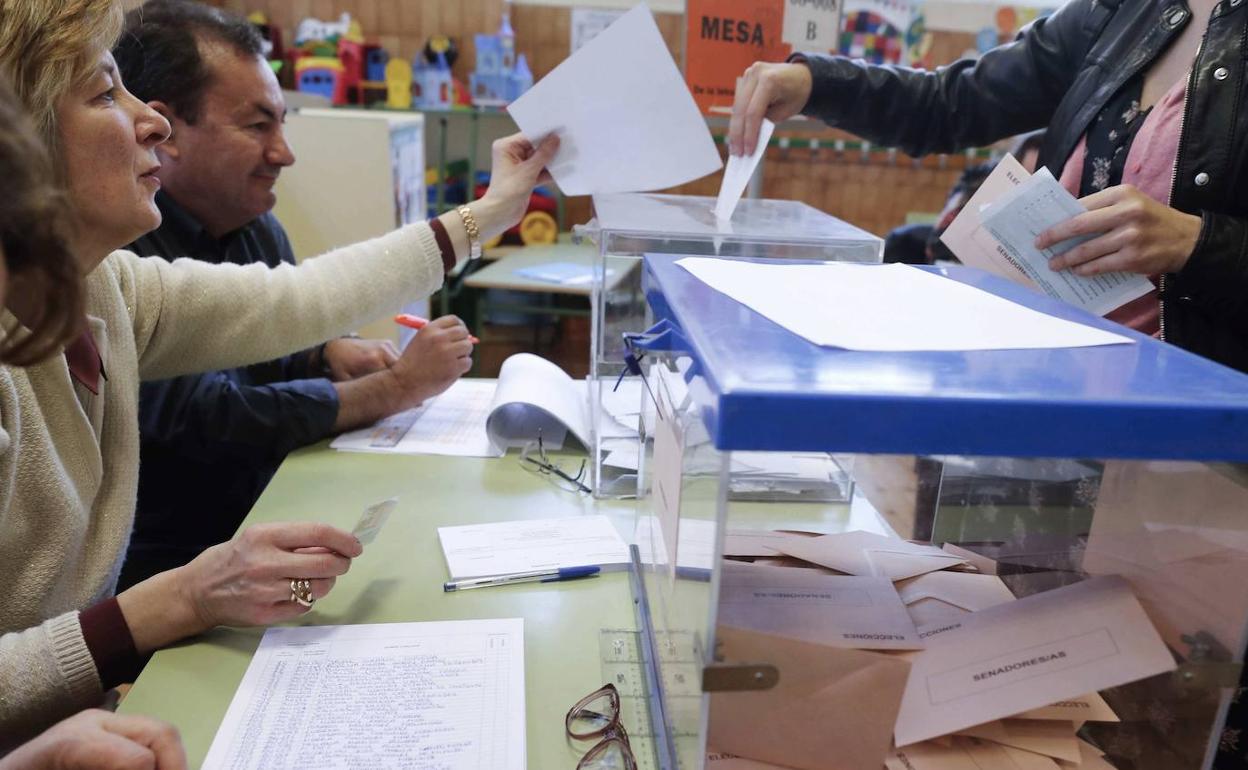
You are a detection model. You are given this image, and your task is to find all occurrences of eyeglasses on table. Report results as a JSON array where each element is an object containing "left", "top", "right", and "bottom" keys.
[
  {"left": 566, "top": 683, "right": 637, "bottom": 770},
  {"left": 519, "top": 431, "right": 592, "bottom": 494}
]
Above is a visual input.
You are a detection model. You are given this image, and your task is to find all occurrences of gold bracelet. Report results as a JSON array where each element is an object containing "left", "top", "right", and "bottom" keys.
[{"left": 457, "top": 205, "right": 482, "bottom": 261}]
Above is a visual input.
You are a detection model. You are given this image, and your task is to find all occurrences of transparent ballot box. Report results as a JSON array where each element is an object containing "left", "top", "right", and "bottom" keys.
[
  {"left": 624, "top": 253, "right": 1248, "bottom": 770},
  {"left": 574, "top": 193, "right": 881, "bottom": 499}
]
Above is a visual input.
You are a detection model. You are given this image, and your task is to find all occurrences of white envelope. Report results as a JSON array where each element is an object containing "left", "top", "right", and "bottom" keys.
[
  {"left": 896, "top": 571, "right": 1017, "bottom": 627},
  {"left": 776, "top": 530, "right": 966, "bottom": 581},
  {"left": 895, "top": 576, "right": 1175, "bottom": 747},
  {"left": 942, "top": 542, "right": 999, "bottom": 575},
  {"left": 718, "top": 561, "right": 923, "bottom": 651},
  {"left": 723, "top": 529, "right": 823, "bottom": 557}
]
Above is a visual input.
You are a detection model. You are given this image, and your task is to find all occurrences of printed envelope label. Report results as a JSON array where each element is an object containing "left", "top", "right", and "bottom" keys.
[
  {"left": 719, "top": 563, "right": 922, "bottom": 650},
  {"left": 929, "top": 628, "right": 1117, "bottom": 703}
]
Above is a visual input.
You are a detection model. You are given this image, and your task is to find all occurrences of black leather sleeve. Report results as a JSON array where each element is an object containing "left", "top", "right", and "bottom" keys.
[
  {"left": 1178, "top": 212, "right": 1248, "bottom": 330},
  {"left": 796, "top": 0, "right": 1098, "bottom": 156}
]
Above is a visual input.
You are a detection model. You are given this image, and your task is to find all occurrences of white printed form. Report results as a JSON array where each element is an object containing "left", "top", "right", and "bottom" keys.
[
  {"left": 331, "top": 379, "right": 502, "bottom": 458},
  {"left": 438, "top": 515, "right": 630, "bottom": 580},
  {"left": 894, "top": 576, "right": 1174, "bottom": 747},
  {"left": 202, "top": 618, "right": 525, "bottom": 770}
]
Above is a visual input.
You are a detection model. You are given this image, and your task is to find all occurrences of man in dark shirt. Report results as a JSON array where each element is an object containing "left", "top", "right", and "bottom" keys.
[{"left": 114, "top": 1, "right": 468, "bottom": 588}]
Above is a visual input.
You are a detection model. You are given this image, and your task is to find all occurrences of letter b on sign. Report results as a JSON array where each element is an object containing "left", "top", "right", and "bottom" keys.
[{"left": 807, "top": 21, "right": 818, "bottom": 40}]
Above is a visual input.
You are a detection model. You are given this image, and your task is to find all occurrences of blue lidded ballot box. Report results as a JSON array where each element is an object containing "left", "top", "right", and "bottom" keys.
[{"left": 626, "top": 253, "right": 1248, "bottom": 770}]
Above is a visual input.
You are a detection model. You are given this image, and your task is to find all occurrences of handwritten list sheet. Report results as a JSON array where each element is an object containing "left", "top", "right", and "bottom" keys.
[{"left": 202, "top": 619, "right": 525, "bottom": 770}]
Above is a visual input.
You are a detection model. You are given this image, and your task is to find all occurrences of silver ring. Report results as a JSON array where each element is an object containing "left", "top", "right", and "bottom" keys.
[{"left": 290, "top": 578, "right": 315, "bottom": 608}]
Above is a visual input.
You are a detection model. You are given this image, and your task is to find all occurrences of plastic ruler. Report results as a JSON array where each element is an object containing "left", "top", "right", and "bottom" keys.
[
  {"left": 599, "top": 628, "right": 703, "bottom": 770},
  {"left": 365, "top": 410, "right": 421, "bottom": 447}
]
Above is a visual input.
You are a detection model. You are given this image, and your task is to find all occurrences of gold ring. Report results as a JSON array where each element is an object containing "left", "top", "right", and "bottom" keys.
[{"left": 290, "top": 578, "right": 315, "bottom": 608}]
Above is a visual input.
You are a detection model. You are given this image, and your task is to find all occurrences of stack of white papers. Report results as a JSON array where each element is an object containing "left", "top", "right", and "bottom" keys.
[
  {"left": 438, "top": 515, "right": 630, "bottom": 580},
  {"left": 675, "top": 257, "right": 1133, "bottom": 352},
  {"left": 332, "top": 354, "right": 640, "bottom": 461}
]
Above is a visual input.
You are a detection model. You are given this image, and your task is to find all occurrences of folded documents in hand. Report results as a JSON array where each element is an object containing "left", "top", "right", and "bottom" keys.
[{"left": 941, "top": 155, "right": 1154, "bottom": 316}]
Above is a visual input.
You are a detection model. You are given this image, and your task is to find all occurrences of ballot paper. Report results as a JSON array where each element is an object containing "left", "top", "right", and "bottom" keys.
[
  {"left": 718, "top": 561, "right": 923, "bottom": 650},
  {"left": 894, "top": 575, "right": 1175, "bottom": 747},
  {"left": 716, "top": 118, "right": 775, "bottom": 221},
  {"left": 202, "top": 619, "right": 525, "bottom": 770},
  {"left": 675, "top": 258, "right": 1133, "bottom": 352},
  {"left": 775, "top": 530, "right": 967, "bottom": 581},
  {"left": 507, "top": 5, "right": 721, "bottom": 195},
  {"left": 980, "top": 167, "right": 1154, "bottom": 316},
  {"left": 437, "top": 515, "right": 630, "bottom": 580},
  {"left": 351, "top": 497, "right": 397, "bottom": 546},
  {"left": 940, "top": 154, "right": 1034, "bottom": 281}
]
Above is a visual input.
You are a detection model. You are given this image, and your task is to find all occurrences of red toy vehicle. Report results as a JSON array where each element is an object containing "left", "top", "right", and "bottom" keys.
[{"left": 474, "top": 181, "right": 558, "bottom": 247}]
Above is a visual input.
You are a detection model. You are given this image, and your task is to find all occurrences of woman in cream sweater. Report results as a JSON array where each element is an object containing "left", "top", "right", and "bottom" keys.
[
  {"left": 0, "top": 74, "right": 188, "bottom": 770},
  {"left": 0, "top": 0, "right": 557, "bottom": 746}
]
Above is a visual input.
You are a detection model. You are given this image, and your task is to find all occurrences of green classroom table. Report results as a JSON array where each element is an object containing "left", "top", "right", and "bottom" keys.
[
  {"left": 118, "top": 444, "right": 646, "bottom": 768},
  {"left": 119, "top": 433, "right": 870, "bottom": 768}
]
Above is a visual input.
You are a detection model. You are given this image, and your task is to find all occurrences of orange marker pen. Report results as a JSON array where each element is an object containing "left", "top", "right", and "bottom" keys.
[{"left": 394, "top": 313, "right": 479, "bottom": 344}]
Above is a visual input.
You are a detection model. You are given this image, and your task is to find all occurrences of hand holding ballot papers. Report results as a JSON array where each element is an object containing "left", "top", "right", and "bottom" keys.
[{"left": 940, "top": 154, "right": 1193, "bottom": 317}]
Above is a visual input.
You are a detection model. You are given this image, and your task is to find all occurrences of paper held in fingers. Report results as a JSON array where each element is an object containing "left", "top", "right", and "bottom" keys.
[{"left": 352, "top": 497, "right": 397, "bottom": 546}]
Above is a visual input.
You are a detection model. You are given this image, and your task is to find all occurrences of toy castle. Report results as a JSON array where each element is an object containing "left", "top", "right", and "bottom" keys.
[{"left": 469, "top": 6, "right": 532, "bottom": 106}]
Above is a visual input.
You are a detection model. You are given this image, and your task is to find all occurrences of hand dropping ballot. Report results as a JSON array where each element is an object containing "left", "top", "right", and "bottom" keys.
[{"left": 351, "top": 497, "right": 396, "bottom": 546}]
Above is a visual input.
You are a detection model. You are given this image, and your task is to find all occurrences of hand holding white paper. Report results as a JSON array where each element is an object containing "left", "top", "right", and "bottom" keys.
[
  {"left": 716, "top": 118, "right": 775, "bottom": 221},
  {"left": 506, "top": 5, "right": 722, "bottom": 195}
]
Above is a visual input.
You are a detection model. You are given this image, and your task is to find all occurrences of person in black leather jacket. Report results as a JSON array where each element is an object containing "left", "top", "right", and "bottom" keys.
[{"left": 728, "top": 0, "right": 1248, "bottom": 374}]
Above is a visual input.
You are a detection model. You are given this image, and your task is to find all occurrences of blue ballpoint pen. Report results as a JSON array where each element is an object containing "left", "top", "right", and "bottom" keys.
[{"left": 443, "top": 565, "right": 601, "bottom": 592}]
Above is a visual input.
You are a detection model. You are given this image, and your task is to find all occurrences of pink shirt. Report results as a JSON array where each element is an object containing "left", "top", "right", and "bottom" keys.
[{"left": 1057, "top": 76, "right": 1188, "bottom": 334}]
